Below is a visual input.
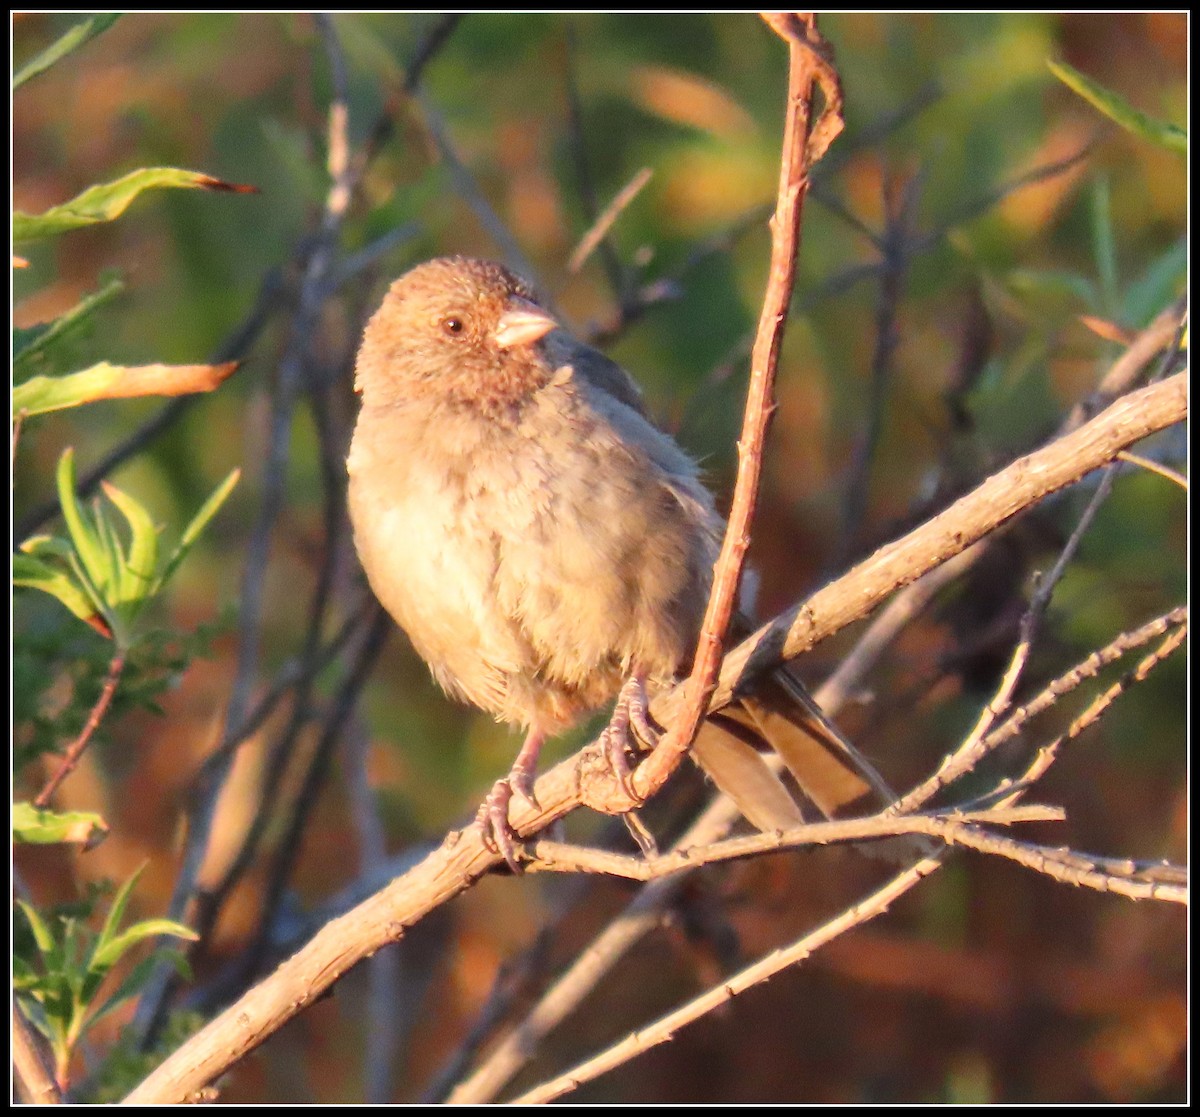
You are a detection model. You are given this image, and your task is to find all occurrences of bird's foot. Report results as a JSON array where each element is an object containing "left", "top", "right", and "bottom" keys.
[
  {"left": 599, "top": 673, "right": 659, "bottom": 799},
  {"left": 477, "top": 731, "right": 545, "bottom": 873}
]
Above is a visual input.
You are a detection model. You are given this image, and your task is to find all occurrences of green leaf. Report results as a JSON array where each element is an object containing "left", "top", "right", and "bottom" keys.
[
  {"left": 15, "top": 362, "right": 134, "bottom": 418},
  {"left": 90, "top": 919, "right": 198, "bottom": 972},
  {"left": 12, "top": 803, "right": 109, "bottom": 848},
  {"left": 12, "top": 13, "right": 122, "bottom": 89},
  {"left": 13, "top": 166, "right": 258, "bottom": 242},
  {"left": 55, "top": 448, "right": 110, "bottom": 594},
  {"left": 13, "top": 275, "right": 125, "bottom": 379},
  {"left": 93, "top": 866, "right": 144, "bottom": 964},
  {"left": 12, "top": 552, "right": 103, "bottom": 627},
  {"left": 12, "top": 360, "right": 240, "bottom": 417},
  {"left": 100, "top": 482, "right": 160, "bottom": 613},
  {"left": 16, "top": 900, "right": 58, "bottom": 957},
  {"left": 1048, "top": 59, "right": 1186, "bottom": 155},
  {"left": 155, "top": 468, "right": 241, "bottom": 592}
]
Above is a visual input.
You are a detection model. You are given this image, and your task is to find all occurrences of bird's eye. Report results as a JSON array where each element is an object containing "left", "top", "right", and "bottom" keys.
[{"left": 440, "top": 315, "right": 465, "bottom": 336}]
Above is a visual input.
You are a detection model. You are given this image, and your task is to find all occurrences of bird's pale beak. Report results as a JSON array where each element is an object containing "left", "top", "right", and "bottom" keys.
[{"left": 493, "top": 297, "right": 558, "bottom": 350}]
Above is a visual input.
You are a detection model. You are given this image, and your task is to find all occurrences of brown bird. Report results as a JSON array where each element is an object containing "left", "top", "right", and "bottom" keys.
[{"left": 348, "top": 256, "right": 875, "bottom": 868}]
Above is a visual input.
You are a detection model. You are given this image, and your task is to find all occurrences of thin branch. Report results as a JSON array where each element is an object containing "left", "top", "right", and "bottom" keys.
[
  {"left": 524, "top": 805, "right": 1064, "bottom": 879},
  {"left": 513, "top": 852, "right": 943, "bottom": 1105},
  {"left": 1004, "top": 620, "right": 1187, "bottom": 792},
  {"left": 836, "top": 168, "right": 919, "bottom": 562},
  {"left": 620, "top": 12, "right": 844, "bottom": 810},
  {"left": 416, "top": 94, "right": 541, "bottom": 286},
  {"left": 402, "top": 12, "right": 464, "bottom": 95},
  {"left": 33, "top": 649, "right": 125, "bottom": 808},
  {"left": 1116, "top": 449, "right": 1188, "bottom": 490},
  {"left": 985, "top": 606, "right": 1186, "bottom": 761},
  {"left": 937, "top": 830, "right": 1187, "bottom": 904},
  {"left": 568, "top": 166, "right": 654, "bottom": 275}
]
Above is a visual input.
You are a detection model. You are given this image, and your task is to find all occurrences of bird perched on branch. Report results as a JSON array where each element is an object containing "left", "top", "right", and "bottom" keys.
[{"left": 348, "top": 255, "right": 874, "bottom": 869}]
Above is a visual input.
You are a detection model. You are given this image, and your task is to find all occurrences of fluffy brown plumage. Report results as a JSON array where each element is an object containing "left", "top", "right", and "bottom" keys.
[{"left": 348, "top": 256, "right": 872, "bottom": 867}]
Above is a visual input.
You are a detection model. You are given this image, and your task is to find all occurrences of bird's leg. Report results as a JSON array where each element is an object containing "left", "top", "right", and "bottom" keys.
[
  {"left": 479, "top": 727, "right": 545, "bottom": 872},
  {"left": 600, "top": 672, "right": 659, "bottom": 797}
]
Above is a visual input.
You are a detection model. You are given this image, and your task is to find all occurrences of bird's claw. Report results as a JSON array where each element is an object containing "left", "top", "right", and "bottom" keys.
[
  {"left": 479, "top": 777, "right": 526, "bottom": 873},
  {"left": 600, "top": 674, "right": 659, "bottom": 800}
]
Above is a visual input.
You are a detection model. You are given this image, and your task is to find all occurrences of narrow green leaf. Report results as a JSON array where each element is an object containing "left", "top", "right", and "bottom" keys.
[
  {"left": 55, "top": 449, "right": 108, "bottom": 591},
  {"left": 94, "top": 866, "right": 144, "bottom": 961},
  {"left": 12, "top": 13, "right": 122, "bottom": 89},
  {"left": 156, "top": 468, "right": 241, "bottom": 592},
  {"left": 94, "top": 497, "right": 126, "bottom": 605},
  {"left": 12, "top": 957, "right": 40, "bottom": 989},
  {"left": 13, "top": 275, "right": 125, "bottom": 376},
  {"left": 66, "top": 551, "right": 115, "bottom": 637},
  {"left": 13, "top": 166, "right": 258, "bottom": 242},
  {"left": 13, "top": 803, "right": 110, "bottom": 848},
  {"left": 1048, "top": 59, "right": 1187, "bottom": 155},
  {"left": 12, "top": 552, "right": 102, "bottom": 626},
  {"left": 90, "top": 920, "right": 198, "bottom": 971},
  {"left": 16, "top": 900, "right": 57, "bottom": 957},
  {"left": 12, "top": 359, "right": 238, "bottom": 417},
  {"left": 101, "top": 482, "right": 160, "bottom": 604},
  {"left": 15, "top": 362, "right": 128, "bottom": 418}
]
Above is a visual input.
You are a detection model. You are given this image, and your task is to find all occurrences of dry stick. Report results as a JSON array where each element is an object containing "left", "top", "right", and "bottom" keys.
[
  {"left": 513, "top": 620, "right": 1187, "bottom": 1106},
  {"left": 33, "top": 650, "right": 125, "bottom": 809},
  {"left": 525, "top": 805, "right": 1065, "bottom": 879},
  {"left": 621, "top": 12, "right": 843, "bottom": 810},
  {"left": 1116, "top": 449, "right": 1188, "bottom": 490},
  {"left": 516, "top": 855, "right": 942, "bottom": 1105},
  {"left": 121, "top": 372, "right": 1185, "bottom": 1104},
  {"left": 1004, "top": 620, "right": 1187, "bottom": 794},
  {"left": 942, "top": 828, "right": 1187, "bottom": 904},
  {"left": 12, "top": 998, "right": 62, "bottom": 1105},
  {"left": 974, "top": 606, "right": 1186, "bottom": 770},
  {"left": 568, "top": 166, "right": 654, "bottom": 275}
]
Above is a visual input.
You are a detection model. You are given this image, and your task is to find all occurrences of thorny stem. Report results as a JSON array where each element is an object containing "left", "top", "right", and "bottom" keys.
[{"left": 34, "top": 649, "right": 126, "bottom": 809}]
